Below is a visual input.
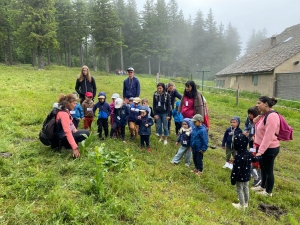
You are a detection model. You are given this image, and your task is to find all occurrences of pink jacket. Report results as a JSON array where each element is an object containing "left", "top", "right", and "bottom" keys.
[
  {"left": 56, "top": 111, "right": 78, "bottom": 150},
  {"left": 254, "top": 111, "right": 280, "bottom": 154}
]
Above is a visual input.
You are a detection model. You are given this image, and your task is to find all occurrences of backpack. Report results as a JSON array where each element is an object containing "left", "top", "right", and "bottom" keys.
[
  {"left": 39, "top": 108, "right": 62, "bottom": 146},
  {"left": 263, "top": 110, "right": 293, "bottom": 141}
]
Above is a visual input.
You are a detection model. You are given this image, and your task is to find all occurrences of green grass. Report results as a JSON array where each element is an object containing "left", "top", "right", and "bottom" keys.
[{"left": 0, "top": 64, "right": 300, "bottom": 224}]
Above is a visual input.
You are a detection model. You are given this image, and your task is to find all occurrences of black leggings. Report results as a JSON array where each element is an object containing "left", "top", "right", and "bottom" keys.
[
  {"left": 61, "top": 130, "right": 90, "bottom": 149},
  {"left": 140, "top": 135, "right": 150, "bottom": 148},
  {"left": 260, "top": 147, "right": 280, "bottom": 193},
  {"left": 97, "top": 118, "right": 109, "bottom": 138}
]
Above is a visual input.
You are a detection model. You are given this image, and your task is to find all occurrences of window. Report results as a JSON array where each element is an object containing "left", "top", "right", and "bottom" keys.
[
  {"left": 252, "top": 75, "right": 258, "bottom": 86},
  {"left": 216, "top": 80, "right": 220, "bottom": 86}
]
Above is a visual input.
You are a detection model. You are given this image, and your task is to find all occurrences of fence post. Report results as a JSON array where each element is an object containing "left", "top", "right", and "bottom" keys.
[
  {"left": 156, "top": 73, "right": 160, "bottom": 85},
  {"left": 236, "top": 86, "right": 239, "bottom": 106},
  {"left": 202, "top": 71, "right": 205, "bottom": 92}
]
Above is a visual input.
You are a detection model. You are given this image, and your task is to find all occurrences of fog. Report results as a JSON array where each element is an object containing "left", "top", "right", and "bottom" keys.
[{"left": 135, "top": 0, "right": 300, "bottom": 53}]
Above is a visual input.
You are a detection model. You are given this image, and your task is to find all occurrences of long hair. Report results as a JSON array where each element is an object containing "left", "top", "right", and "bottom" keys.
[
  {"left": 184, "top": 80, "right": 197, "bottom": 98},
  {"left": 258, "top": 96, "right": 277, "bottom": 107},
  {"left": 247, "top": 106, "right": 259, "bottom": 120},
  {"left": 157, "top": 82, "right": 166, "bottom": 91},
  {"left": 58, "top": 94, "right": 77, "bottom": 110},
  {"left": 78, "top": 65, "right": 92, "bottom": 82}
]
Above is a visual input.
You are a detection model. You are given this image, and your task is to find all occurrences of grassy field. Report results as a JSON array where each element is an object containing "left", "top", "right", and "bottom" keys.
[{"left": 0, "top": 64, "right": 299, "bottom": 224}]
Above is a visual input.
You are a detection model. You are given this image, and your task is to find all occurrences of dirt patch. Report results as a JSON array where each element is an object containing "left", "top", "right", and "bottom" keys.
[
  {"left": 258, "top": 203, "right": 286, "bottom": 220},
  {"left": 0, "top": 152, "right": 12, "bottom": 158}
]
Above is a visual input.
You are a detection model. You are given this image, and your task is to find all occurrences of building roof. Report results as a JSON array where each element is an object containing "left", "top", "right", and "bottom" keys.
[{"left": 216, "top": 24, "right": 300, "bottom": 76}]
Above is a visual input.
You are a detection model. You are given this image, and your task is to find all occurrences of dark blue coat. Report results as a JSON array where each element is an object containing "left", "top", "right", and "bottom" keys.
[
  {"left": 113, "top": 105, "right": 129, "bottom": 126},
  {"left": 136, "top": 116, "right": 153, "bottom": 135},
  {"left": 123, "top": 77, "right": 140, "bottom": 99},
  {"left": 128, "top": 104, "right": 141, "bottom": 122},
  {"left": 93, "top": 101, "right": 111, "bottom": 119},
  {"left": 222, "top": 127, "right": 243, "bottom": 149},
  {"left": 176, "top": 129, "right": 191, "bottom": 147},
  {"left": 190, "top": 124, "right": 208, "bottom": 152}
]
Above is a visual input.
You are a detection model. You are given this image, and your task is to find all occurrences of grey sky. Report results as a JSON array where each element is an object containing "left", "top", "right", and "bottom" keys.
[{"left": 135, "top": 0, "right": 300, "bottom": 53}]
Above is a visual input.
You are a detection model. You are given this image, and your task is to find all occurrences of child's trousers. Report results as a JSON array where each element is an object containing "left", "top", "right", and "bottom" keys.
[
  {"left": 140, "top": 135, "right": 150, "bottom": 148},
  {"left": 236, "top": 181, "right": 249, "bottom": 206},
  {"left": 226, "top": 147, "right": 236, "bottom": 162},
  {"left": 172, "top": 145, "right": 191, "bottom": 165},
  {"left": 192, "top": 150, "right": 204, "bottom": 172}
]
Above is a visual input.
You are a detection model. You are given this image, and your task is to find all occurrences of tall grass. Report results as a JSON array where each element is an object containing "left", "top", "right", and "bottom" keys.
[{"left": 0, "top": 65, "right": 299, "bottom": 224}]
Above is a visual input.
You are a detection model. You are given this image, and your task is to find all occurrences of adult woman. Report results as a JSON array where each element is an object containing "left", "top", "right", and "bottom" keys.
[
  {"left": 75, "top": 65, "right": 97, "bottom": 104},
  {"left": 178, "top": 80, "right": 209, "bottom": 129},
  {"left": 56, "top": 94, "right": 90, "bottom": 158},
  {"left": 251, "top": 96, "right": 280, "bottom": 196},
  {"left": 153, "top": 83, "right": 171, "bottom": 145}
]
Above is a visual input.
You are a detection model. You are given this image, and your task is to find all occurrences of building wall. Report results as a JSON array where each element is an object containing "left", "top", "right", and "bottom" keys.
[{"left": 274, "top": 52, "right": 300, "bottom": 73}]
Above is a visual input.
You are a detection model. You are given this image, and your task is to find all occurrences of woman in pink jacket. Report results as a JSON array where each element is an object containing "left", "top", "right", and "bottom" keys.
[
  {"left": 251, "top": 96, "right": 280, "bottom": 196},
  {"left": 56, "top": 94, "right": 90, "bottom": 158}
]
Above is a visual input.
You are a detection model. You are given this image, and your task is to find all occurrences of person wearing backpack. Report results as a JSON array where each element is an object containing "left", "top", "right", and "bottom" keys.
[
  {"left": 251, "top": 96, "right": 280, "bottom": 197},
  {"left": 56, "top": 93, "right": 90, "bottom": 158}
]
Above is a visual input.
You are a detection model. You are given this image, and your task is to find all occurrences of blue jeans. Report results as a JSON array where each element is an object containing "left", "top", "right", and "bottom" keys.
[
  {"left": 156, "top": 113, "right": 168, "bottom": 136},
  {"left": 172, "top": 145, "right": 191, "bottom": 165}
]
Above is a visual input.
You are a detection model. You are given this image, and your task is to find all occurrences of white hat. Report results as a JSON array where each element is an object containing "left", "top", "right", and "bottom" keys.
[
  {"left": 114, "top": 98, "right": 123, "bottom": 109},
  {"left": 112, "top": 93, "right": 120, "bottom": 99}
]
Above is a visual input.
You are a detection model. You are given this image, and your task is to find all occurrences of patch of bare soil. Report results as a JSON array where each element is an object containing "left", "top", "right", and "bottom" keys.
[{"left": 258, "top": 203, "right": 286, "bottom": 220}]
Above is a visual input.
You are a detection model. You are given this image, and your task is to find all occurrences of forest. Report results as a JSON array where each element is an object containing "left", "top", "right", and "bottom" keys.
[{"left": 0, "top": 0, "right": 267, "bottom": 79}]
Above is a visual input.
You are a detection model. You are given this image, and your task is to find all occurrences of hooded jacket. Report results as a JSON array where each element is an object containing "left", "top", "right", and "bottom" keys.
[
  {"left": 230, "top": 134, "right": 259, "bottom": 185},
  {"left": 136, "top": 113, "right": 154, "bottom": 135},
  {"left": 190, "top": 124, "right": 208, "bottom": 152},
  {"left": 128, "top": 103, "right": 141, "bottom": 122},
  {"left": 70, "top": 102, "right": 84, "bottom": 119},
  {"left": 113, "top": 105, "right": 129, "bottom": 126},
  {"left": 93, "top": 92, "right": 111, "bottom": 119},
  {"left": 222, "top": 116, "right": 243, "bottom": 149},
  {"left": 172, "top": 101, "right": 183, "bottom": 122},
  {"left": 123, "top": 77, "right": 140, "bottom": 99},
  {"left": 176, "top": 118, "right": 192, "bottom": 147}
]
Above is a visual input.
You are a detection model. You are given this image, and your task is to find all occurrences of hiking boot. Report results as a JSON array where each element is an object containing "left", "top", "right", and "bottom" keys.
[
  {"left": 253, "top": 179, "right": 262, "bottom": 187},
  {"left": 251, "top": 186, "right": 265, "bottom": 192},
  {"left": 256, "top": 190, "right": 272, "bottom": 197}
]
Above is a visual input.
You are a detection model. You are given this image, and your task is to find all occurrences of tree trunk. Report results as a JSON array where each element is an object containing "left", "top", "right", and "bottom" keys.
[
  {"left": 32, "top": 49, "right": 36, "bottom": 67},
  {"left": 2, "top": 40, "right": 7, "bottom": 63},
  {"left": 98, "top": 53, "right": 102, "bottom": 71},
  {"left": 85, "top": 36, "right": 88, "bottom": 65},
  {"left": 68, "top": 47, "right": 72, "bottom": 67},
  {"left": 120, "top": 27, "right": 124, "bottom": 71},
  {"left": 37, "top": 46, "right": 44, "bottom": 69},
  {"left": 105, "top": 54, "right": 110, "bottom": 73},
  {"left": 47, "top": 49, "right": 51, "bottom": 65},
  {"left": 148, "top": 57, "right": 151, "bottom": 75},
  {"left": 65, "top": 47, "right": 68, "bottom": 67},
  {"left": 7, "top": 30, "right": 12, "bottom": 65},
  {"left": 80, "top": 43, "right": 83, "bottom": 66},
  {"left": 158, "top": 60, "right": 161, "bottom": 75},
  {"left": 93, "top": 54, "right": 97, "bottom": 72}
]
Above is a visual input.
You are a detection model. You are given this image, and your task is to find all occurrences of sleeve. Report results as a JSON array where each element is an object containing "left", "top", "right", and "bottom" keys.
[
  {"left": 222, "top": 129, "right": 228, "bottom": 147},
  {"left": 123, "top": 80, "right": 126, "bottom": 98},
  {"left": 108, "top": 103, "right": 112, "bottom": 115},
  {"left": 150, "top": 106, "right": 154, "bottom": 118},
  {"left": 195, "top": 93, "right": 205, "bottom": 117},
  {"left": 176, "top": 134, "right": 181, "bottom": 143},
  {"left": 58, "top": 112, "right": 78, "bottom": 150},
  {"left": 244, "top": 117, "right": 249, "bottom": 132},
  {"left": 75, "top": 79, "right": 82, "bottom": 95},
  {"left": 172, "top": 109, "right": 176, "bottom": 117},
  {"left": 147, "top": 118, "right": 154, "bottom": 127},
  {"left": 178, "top": 97, "right": 184, "bottom": 113},
  {"left": 230, "top": 156, "right": 240, "bottom": 185},
  {"left": 136, "top": 79, "right": 140, "bottom": 97},
  {"left": 92, "top": 103, "right": 98, "bottom": 114},
  {"left": 166, "top": 94, "right": 171, "bottom": 117},
  {"left": 200, "top": 129, "right": 208, "bottom": 151},
  {"left": 175, "top": 90, "right": 182, "bottom": 100},
  {"left": 152, "top": 94, "right": 157, "bottom": 116},
  {"left": 79, "top": 104, "right": 84, "bottom": 118},
  {"left": 92, "top": 77, "right": 97, "bottom": 98}
]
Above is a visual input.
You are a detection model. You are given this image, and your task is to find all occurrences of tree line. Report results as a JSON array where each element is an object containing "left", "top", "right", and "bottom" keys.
[{"left": 0, "top": 0, "right": 267, "bottom": 79}]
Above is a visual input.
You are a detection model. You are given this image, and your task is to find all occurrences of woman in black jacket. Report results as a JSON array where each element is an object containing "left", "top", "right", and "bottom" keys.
[{"left": 75, "top": 65, "right": 97, "bottom": 103}]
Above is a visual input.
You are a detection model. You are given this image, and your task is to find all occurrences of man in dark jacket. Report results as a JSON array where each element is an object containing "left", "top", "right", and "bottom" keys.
[{"left": 123, "top": 67, "right": 140, "bottom": 103}]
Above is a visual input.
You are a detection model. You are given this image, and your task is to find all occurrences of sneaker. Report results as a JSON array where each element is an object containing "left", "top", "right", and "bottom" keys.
[
  {"left": 228, "top": 163, "right": 233, "bottom": 170},
  {"left": 147, "top": 147, "right": 151, "bottom": 152},
  {"left": 158, "top": 138, "right": 163, "bottom": 142},
  {"left": 251, "top": 186, "right": 265, "bottom": 192},
  {"left": 196, "top": 171, "right": 202, "bottom": 176},
  {"left": 190, "top": 169, "right": 197, "bottom": 173},
  {"left": 185, "top": 163, "right": 190, "bottom": 167},
  {"left": 244, "top": 203, "right": 249, "bottom": 208},
  {"left": 170, "top": 161, "right": 177, "bottom": 164},
  {"left": 223, "top": 162, "right": 229, "bottom": 168},
  {"left": 256, "top": 190, "right": 272, "bottom": 197},
  {"left": 122, "top": 140, "right": 127, "bottom": 143},
  {"left": 156, "top": 133, "right": 160, "bottom": 137},
  {"left": 232, "top": 203, "right": 246, "bottom": 210},
  {"left": 164, "top": 140, "right": 168, "bottom": 145},
  {"left": 253, "top": 179, "right": 262, "bottom": 187}
]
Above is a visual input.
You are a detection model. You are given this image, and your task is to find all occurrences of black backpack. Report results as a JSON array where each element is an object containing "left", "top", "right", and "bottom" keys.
[{"left": 39, "top": 108, "right": 63, "bottom": 146}]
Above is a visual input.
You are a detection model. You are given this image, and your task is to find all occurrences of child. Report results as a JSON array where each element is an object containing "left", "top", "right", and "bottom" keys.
[
  {"left": 170, "top": 118, "right": 192, "bottom": 166},
  {"left": 172, "top": 101, "right": 183, "bottom": 135},
  {"left": 231, "top": 133, "right": 259, "bottom": 210},
  {"left": 127, "top": 97, "right": 134, "bottom": 111},
  {"left": 70, "top": 92, "right": 84, "bottom": 129},
  {"left": 128, "top": 97, "right": 141, "bottom": 140},
  {"left": 190, "top": 114, "right": 208, "bottom": 176},
  {"left": 109, "top": 93, "right": 120, "bottom": 127},
  {"left": 82, "top": 92, "right": 94, "bottom": 130},
  {"left": 141, "top": 98, "right": 154, "bottom": 118},
  {"left": 222, "top": 116, "right": 242, "bottom": 169},
  {"left": 136, "top": 106, "right": 153, "bottom": 152},
  {"left": 110, "top": 98, "right": 129, "bottom": 143},
  {"left": 243, "top": 106, "right": 259, "bottom": 148},
  {"left": 93, "top": 92, "right": 111, "bottom": 140},
  {"left": 249, "top": 148, "right": 262, "bottom": 186}
]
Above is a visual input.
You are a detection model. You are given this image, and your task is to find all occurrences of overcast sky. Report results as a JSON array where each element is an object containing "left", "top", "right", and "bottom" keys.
[{"left": 135, "top": 0, "right": 300, "bottom": 53}]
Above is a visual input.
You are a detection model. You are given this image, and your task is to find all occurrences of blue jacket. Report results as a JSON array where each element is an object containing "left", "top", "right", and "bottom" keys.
[
  {"left": 244, "top": 117, "right": 255, "bottom": 141},
  {"left": 136, "top": 115, "right": 153, "bottom": 135},
  {"left": 123, "top": 77, "right": 140, "bottom": 98},
  {"left": 172, "top": 108, "right": 183, "bottom": 122},
  {"left": 128, "top": 104, "right": 141, "bottom": 122},
  {"left": 114, "top": 105, "right": 129, "bottom": 126},
  {"left": 168, "top": 89, "right": 182, "bottom": 109},
  {"left": 176, "top": 129, "right": 191, "bottom": 147},
  {"left": 222, "top": 116, "right": 243, "bottom": 149},
  {"left": 93, "top": 101, "right": 111, "bottom": 119},
  {"left": 190, "top": 124, "right": 208, "bottom": 152},
  {"left": 70, "top": 103, "right": 84, "bottom": 119}
]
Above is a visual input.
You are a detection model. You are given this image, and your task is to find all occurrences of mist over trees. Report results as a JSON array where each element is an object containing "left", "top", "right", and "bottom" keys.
[{"left": 0, "top": 0, "right": 245, "bottom": 78}]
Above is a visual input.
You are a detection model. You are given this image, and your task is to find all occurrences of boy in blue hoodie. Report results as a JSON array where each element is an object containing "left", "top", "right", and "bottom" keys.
[
  {"left": 93, "top": 92, "right": 111, "bottom": 139},
  {"left": 190, "top": 114, "right": 208, "bottom": 176},
  {"left": 222, "top": 116, "right": 243, "bottom": 169},
  {"left": 136, "top": 106, "right": 153, "bottom": 152},
  {"left": 110, "top": 98, "right": 129, "bottom": 143},
  {"left": 172, "top": 101, "right": 183, "bottom": 135},
  {"left": 71, "top": 92, "right": 84, "bottom": 128},
  {"left": 171, "top": 118, "right": 192, "bottom": 166}
]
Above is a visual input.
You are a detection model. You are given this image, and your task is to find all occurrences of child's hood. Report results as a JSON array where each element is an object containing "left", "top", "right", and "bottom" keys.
[
  {"left": 183, "top": 118, "right": 191, "bottom": 128},
  {"left": 234, "top": 133, "right": 248, "bottom": 152},
  {"left": 175, "top": 101, "right": 180, "bottom": 107},
  {"left": 98, "top": 92, "right": 106, "bottom": 99},
  {"left": 231, "top": 116, "right": 240, "bottom": 127}
]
